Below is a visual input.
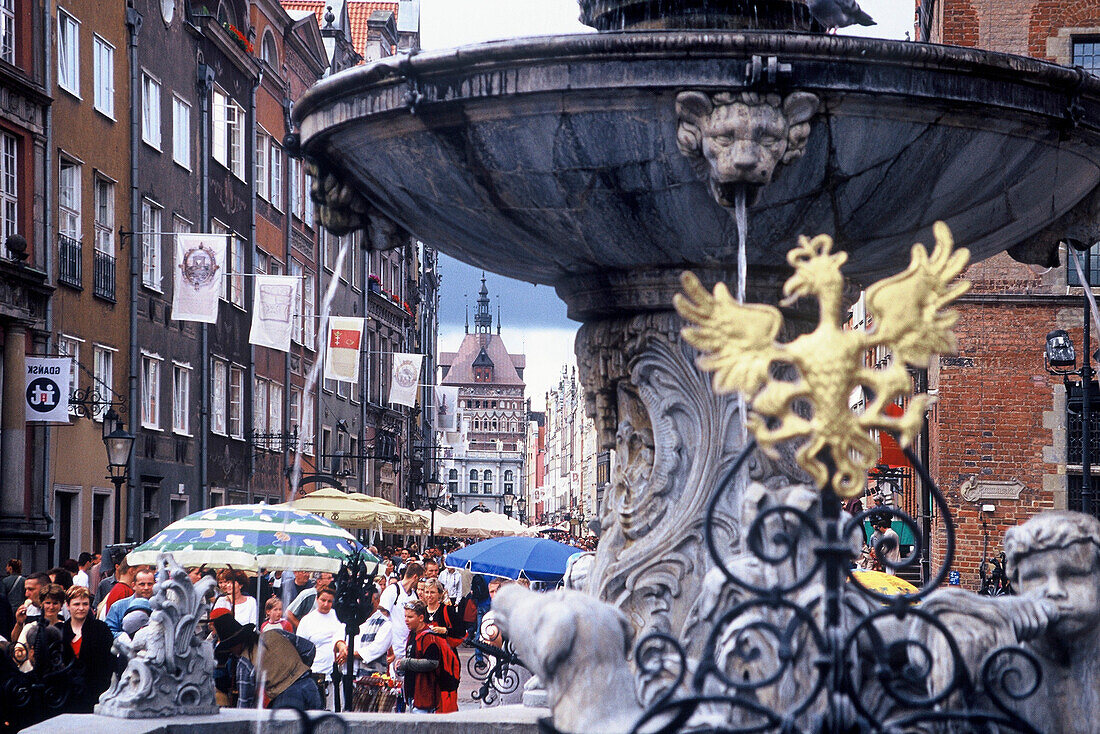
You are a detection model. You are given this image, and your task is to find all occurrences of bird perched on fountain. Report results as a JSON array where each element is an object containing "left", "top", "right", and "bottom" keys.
[{"left": 807, "top": 0, "right": 875, "bottom": 31}]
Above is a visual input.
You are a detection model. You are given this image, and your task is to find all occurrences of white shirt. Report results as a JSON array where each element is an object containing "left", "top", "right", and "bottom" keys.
[
  {"left": 438, "top": 568, "right": 462, "bottom": 603},
  {"left": 213, "top": 595, "right": 258, "bottom": 627},
  {"left": 354, "top": 610, "right": 393, "bottom": 673},
  {"left": 296, "top": 607, "right": 344, "bottom": 677},
  {"left": 378, "top": 581, "right": 413, "bottom": 658},
  {"left": 73, "top": 570, "right": 90, "bottom": 589}
]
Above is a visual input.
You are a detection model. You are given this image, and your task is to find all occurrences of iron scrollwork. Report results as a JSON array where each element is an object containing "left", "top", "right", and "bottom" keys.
[
  {"left": 465, "top": 620, "right": 527, "bottom": 705},
  {"left": 627, "top": 441, "right": 1046, "bottom": 733},
  {"left": 67, "top": 386, "right": 126, "bottom": 420},
  {"left": 0, "top": 618, "right": 81, "bottom": 731}
]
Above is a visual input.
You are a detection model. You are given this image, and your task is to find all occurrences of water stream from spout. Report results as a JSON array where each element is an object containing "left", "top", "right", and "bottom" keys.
[{"left": 735, "top": 187, "right": 749, "bottom": 441}]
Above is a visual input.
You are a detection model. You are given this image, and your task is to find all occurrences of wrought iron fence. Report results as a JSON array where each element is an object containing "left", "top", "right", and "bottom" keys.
[
  {"left": 93, "top": 249, "right": 116, "bottom": 301},
  {"left": 0, "top": 618, "right": 81, "bottom": 731},
  {"left": 622, "top": 441, "right": 1045, "bottom": 734},
  {"left": 58, "top": 233, "right": 82, "bottom": 289}
]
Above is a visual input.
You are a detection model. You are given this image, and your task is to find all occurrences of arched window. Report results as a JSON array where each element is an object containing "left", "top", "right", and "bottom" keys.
[
  {"left": 469, "top": 469, "right": 479, "bottom": 481},
  {"left": 491, "top": 418, "right": 498, "bottom": 431},
  {"left": 504, "top": 470, "right": 513, "bottom": 481},
  {"left": 483, "top": 470, "right": 492, "bottom": 481},
  {"left": 449, "top": 469, "right": 458, "bottom": 480},
  {"left": 262, "top": 32, "right": 279, "bottom": 67}
]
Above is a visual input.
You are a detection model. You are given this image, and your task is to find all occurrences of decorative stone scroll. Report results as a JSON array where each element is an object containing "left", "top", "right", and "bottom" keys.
[{"left": 96, "top": 553, "right": 218, "bottom": 718}]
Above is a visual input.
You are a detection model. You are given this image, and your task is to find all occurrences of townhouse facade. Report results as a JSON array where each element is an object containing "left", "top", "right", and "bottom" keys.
[{"left": 0, "top": 0, "right": 433, "bottom": 565}]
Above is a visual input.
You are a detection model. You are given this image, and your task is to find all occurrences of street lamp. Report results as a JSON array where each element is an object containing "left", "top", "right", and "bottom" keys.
[
  {"left": 424, "top": 480, "right": 446, "bottom": 547},
  {"left": 503, "top": 489, "right": 515, "bottom": 518},
  {"left": 516, "top": 496, "right": 527, "bottom": 524},
  {"left": 1046, "top": 323, "right": 1099, "bottom": 516},
  {"left": 102, "top": 408, "right": 135, "bottom": 542}
]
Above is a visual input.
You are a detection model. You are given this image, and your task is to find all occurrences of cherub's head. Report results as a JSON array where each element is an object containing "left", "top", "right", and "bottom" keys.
[{"left": 1005, "top": 511, "right": 1100, "bottom": 638}]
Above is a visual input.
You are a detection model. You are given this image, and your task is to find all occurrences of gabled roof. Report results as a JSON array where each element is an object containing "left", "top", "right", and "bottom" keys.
[
  {"left": 441, "top": 334, "right": 525, "bottom": 387},
  {"left": 472, "top": 348, "right": 494, "bottom": 368},
  {"left": 281, "top": 0, "right": 397, "bottom": 61}
]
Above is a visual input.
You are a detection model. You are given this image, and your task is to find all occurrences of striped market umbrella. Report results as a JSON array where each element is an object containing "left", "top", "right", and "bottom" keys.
[{"left": 127, "top": 504, "right": 375, "bottom": 573}]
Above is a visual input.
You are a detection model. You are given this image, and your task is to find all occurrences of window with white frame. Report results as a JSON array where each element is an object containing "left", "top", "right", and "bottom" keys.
[
  {"left": 172, "top": 363, "right": 190, "bottom": 434},
  {"left": 141, "top": 199, "right": 162, "bottom": 289},
  {"left": 290, "top": 259, "right": 304, "bottom": 344},
  {"left": 320, "top": 426, "right": 332, "bottom": 470},
  {"left": 58, "top": 335, "right": 80, "bottom": 414},
  {"left": 228, "top": 365, "right": 243, "bottom": 438},
  {"left": 1, "top": 0, "right": 14, "bottom": 65},
  {"left": 57, "top": 9, "right": 79, "bottom": 96},
  {"left": 350, "top": 376, "right": 359, "bottom": 404},
  {"left": 255, "top": 130, "right": 267, "bottom": 200},
  {"left": 253, "top": 377, "right": 268, "bottom": 443},
  {"left": 302, "top": 389, "right": 314, "bottom": 454},
  {"left": 1, "top": 133, "right": 15, "bottom": 246},
  {"left": 174, "top": 215, "right": 192, "bottom": 235},
  {"left": 93, "top": 346, "right": 114, "bottom": 420},
  {"left": 141, "top": 353, "right": 161, "bottom": 428},
  {"left": 270, "top": 382, "right": 283, "bottom": 439},
  {"left": 304, "top": 170, "right": 314, "bottom": 227},
  {"left": 172, "top": 96, "right": 190, "bottom": 168},
  {"left": 289, "top": 386, "right": 301, "bottom": 433},
  {"left": 212, "top": 86, "right": 245, "bottom": 178},
  {"left": 291, "top": 157, "right": 303, "bottom": 220},
  {"left": 93, "top": 35, "right": 114, "bottom": 117},
  {"left": 211, "top": 358, "right": 227, "bottom": 435},
  {"left": 337, "top": 379, "right": 349, "bottom": 400},
  {"left": 94, "top": 176, "right": 113, "bottom": 255},
  {"left": 58, "top": 159, "right": 80, "bottom": 240},
  {"left": 230, "top": 236, "right": 244, "bottom": 306},
  {"left": 270, "top": 141, "right": 283, "bottom": 210},
  {"left": 141, "top": 72, "right": 161, "bottom": 149},
  {"left": 303, "top": 272, "right": 315, "bottom": 346}
]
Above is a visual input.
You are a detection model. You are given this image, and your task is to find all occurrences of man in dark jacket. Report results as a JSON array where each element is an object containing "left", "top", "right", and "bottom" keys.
[{"left": 395, "top": 600, "right": 442, "bottom": 713}]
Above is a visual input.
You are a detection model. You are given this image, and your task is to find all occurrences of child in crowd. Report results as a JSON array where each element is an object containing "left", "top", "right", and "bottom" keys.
[{"left": 260, "top": 596, "right": 293, "bottom": 632}]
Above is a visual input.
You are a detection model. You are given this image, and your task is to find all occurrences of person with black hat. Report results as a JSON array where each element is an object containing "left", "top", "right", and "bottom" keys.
[{"left": 213, "top": 611, "right": 322, "bottom": 710}]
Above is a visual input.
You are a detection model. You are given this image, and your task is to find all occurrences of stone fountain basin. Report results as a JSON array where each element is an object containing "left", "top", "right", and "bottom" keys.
[{"left": 296, "top": 32, "right": 1100, "bottom": 313}]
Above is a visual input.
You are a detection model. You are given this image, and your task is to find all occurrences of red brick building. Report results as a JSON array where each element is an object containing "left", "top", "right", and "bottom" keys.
[{"left": 919, "top": 1, "right": 1100, "bottom": 586}]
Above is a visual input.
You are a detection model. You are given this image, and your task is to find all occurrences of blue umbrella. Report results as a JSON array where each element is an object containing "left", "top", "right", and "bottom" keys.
[{"left": 444, "top": 537, "right": 581, "bottom": 582}]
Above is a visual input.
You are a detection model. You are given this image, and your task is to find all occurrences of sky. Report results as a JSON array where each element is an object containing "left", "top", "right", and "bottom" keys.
[{"left": 419, "top": 0, "right": 914, "bottom": 409}]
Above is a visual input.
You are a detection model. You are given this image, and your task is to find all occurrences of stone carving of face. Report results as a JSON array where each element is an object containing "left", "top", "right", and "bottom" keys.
[
  {"left": 1015, "top": 540, "right": 1100, "bottom": 639},
  {"left": 676, "top": 90, "right": 819, "bottom": 207}
]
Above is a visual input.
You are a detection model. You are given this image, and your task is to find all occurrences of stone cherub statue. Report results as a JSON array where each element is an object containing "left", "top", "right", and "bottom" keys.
[
  {"left": 917, "top": 511, "right": 1100, "bottom": 733},
  {"left": 96, "top": 553, "right": 218, "bottom": 718}
]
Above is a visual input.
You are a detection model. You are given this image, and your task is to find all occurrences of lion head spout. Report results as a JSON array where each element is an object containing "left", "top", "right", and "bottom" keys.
[{"left": 676, "top": 90, "right": 819, "bottom": 207}]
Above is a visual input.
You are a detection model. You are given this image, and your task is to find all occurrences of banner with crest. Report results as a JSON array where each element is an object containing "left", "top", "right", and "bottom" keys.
[
  {"left": 388, "top": 352, "right": 423, "bottom": 408},
  {"left": 324, "top": 317, "right": 364, "bottom": 383},
  {"left": 171, "top": 234, "right": 226, "bottom": 323},
  {"left": 249, "top": 275, "right": 299, "bottom": 351}
]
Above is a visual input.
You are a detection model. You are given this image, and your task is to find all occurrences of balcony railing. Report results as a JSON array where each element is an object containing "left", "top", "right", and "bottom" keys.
[
  {"left": 58, "top": 234, "right": 82, "bottom": 289},
  {"left": 93, "top": 250, "right": 116, "bottom": 301}
]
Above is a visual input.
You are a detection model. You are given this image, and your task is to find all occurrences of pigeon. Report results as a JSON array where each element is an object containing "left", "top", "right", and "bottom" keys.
[{"left": 807, "top": 0, "right": 876, "bottom": 30}]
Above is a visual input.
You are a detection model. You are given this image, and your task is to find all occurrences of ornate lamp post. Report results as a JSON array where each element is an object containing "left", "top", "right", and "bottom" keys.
[
  {"left": 503, "top": 488, "right": 515, "bottom": 518},
  {"left": 102, "top": 407, "right": 135, "bottom": 542},
  {"left": 1046, "top": 326, "right": 1096, "bottom": 515},
  {"left": 517, "top": 496, "right": 527, "bottom": 524}
]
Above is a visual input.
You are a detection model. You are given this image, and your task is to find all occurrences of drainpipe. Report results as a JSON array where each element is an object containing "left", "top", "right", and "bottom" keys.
[
  {"left": 126, "top": 4, "right": 142, "bottom": 542},
  {"left": 37, "top": 0, "right": 55, "bottom": 563},
  {"left": 197, "top": 62, "right": 213, "bottom": 510},
  {"left": 247, "top": 69, "right": 261, "bottom": 503},
  {"left": 281, "top": 96, "right": 294, "bottom": 499}
]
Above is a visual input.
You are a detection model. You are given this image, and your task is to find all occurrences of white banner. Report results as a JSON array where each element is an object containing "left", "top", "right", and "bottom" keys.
[
  {"left": 25, "top": 357, "right": 71, "bottom": 423},
  {"left": 435, "top": 386, "right": 459, "bottom": 431},
  {"left": 249, "top": 275, "right": 299, "bottom": 352},
  {"left": 388, "top": 352, "right": 423, "bottom": 408},
  {"left": 324, "top": 317, "right": 364, "bottom": 383},
  {"left": 171, "top": 234, "right": 226, "bottom": 323}
]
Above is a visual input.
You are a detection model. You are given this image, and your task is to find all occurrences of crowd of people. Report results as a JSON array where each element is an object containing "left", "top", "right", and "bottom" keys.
[{"left": 0, "top": 542, "right": 536, "bottom": 718}]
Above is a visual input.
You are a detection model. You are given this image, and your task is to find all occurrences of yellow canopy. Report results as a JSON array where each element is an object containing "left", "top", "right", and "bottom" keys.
[
  {"left": 849, "top": 569, "right": 919, "bottom": 596},
  {"left": 275, "top": 487, "right": 427, "bottom": 533}
]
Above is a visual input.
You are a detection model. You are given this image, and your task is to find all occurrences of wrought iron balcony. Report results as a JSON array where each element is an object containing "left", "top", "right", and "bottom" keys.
[
  {"left": 93, "top": 250, "right": 116, "bottom": 301},
  {"left": 58, "top": 233, "right": 82, "bottom": 288}
]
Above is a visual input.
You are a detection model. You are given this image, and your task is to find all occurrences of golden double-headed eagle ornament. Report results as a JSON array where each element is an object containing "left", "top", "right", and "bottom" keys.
[{"left": 675, "top": 222, "right": 970, "bottom": 497}]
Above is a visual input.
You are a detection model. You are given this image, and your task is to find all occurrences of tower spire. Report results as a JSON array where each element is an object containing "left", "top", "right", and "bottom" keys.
[
  {"left": 465, "top": 300, "right": 469, "bottom": 334},
  {"left": 474, "top": 273, "right": 493, "bottom": 334},
  {"left": 497, "top": 300, "right": 501, "bottom": 335}
]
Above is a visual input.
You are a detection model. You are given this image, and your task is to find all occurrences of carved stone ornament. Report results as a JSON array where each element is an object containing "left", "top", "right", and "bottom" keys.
[
  {"left": 95, "top": 553, "right": 218, "bottom": 718},
  {"left": 958, "top": 476, "right": 1027, "bottom": 503},
  {"left": 675, "top": 90, "right": 819, "bottom": 207},
  {"left": 305, "top": 160, "right": 374, "bottom": 236}
]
